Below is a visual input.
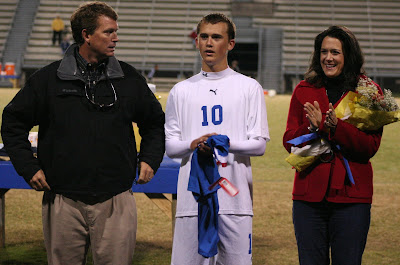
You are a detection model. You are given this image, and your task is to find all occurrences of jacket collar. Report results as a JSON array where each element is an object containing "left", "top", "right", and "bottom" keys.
[{"left": 57, "top": 43, "right": 124, "bottom": 81}]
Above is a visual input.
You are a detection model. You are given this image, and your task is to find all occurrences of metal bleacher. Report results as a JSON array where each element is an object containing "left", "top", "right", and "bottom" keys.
[
  {"left": 0, "top": 0, "right": 19, "bottom": 63},
  {"left": 23, "top": 0, "right": 231, "bottom": 90},
  {"left": 4, "top": 0, "right": 399, "bottom": 91},
  {"left": 253, "top": 0, "right": 400, "bottom": 85}
]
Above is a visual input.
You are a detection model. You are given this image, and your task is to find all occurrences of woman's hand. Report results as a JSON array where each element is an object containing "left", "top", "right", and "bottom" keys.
[
  {"left": 325, "top": 103, "right": 338, "bottom": 131},
  {"left": 304, "top": 101, "right": 322, "bottom": 130}
]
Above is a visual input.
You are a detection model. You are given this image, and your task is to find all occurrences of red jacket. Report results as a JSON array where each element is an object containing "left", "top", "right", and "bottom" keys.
[{"left": 283, "top": 78, "right": 382, "bottom": 203}]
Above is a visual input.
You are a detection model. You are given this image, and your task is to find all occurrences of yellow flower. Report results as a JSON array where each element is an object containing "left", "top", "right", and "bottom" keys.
[{"left": 336, "top": 77, "right": 400, "bottom": 131}]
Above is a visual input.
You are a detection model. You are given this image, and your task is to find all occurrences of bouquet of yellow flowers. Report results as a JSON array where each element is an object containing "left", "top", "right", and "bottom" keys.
[
  {"left": 286, "top": 76, "right": 400, "bottom": 172},
  {"left": 335, "top": 76, "right": 400, "bottom": 131}
]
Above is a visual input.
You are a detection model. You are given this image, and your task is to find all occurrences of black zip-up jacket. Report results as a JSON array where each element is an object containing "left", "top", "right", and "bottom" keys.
[{"left": 1, "top": 44, "right": 165, "bottom": 196}]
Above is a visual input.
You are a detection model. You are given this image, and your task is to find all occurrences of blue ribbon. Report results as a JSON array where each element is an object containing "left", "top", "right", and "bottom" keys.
[
  {"left": 286, "top": 132, "right": 319, "bottom": 146},
  {"left": 287, "top": 133, "right": 355, "bottom": 185},
  {"left": 335, "top": 145, "right": 355, "bottom": 185}
]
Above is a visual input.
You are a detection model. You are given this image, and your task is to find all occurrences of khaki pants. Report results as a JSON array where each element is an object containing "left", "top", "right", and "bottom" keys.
[{"left": 42, "top": 190, "right": 137, "bottom": 265}]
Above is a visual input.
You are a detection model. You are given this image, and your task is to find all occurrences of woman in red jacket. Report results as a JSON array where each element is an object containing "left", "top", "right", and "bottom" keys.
[{"left": 283, "top": 26, "right": 382, "bottom": 265}]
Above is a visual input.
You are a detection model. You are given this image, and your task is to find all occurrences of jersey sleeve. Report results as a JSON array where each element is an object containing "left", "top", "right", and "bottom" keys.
[
  {"left": 165, "top": 86, "right": 192, "bottom": 158},
  {"left": 247, "top": 82, "right": 270, "bottom": 141},
  {"left": 229, "top": 82, "right": 269, "bottom": 156},
  {"left": 229, "top": 137, "right": 266, "bottom": 156}
]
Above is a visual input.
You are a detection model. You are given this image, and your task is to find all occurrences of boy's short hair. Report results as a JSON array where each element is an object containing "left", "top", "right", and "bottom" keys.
[{"left": 197, "top": 13, "right": 236, "bottom": 40}]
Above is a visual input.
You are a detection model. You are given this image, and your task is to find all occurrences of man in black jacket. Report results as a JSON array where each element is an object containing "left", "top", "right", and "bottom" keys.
[{"left": 1, "top": 2, "right": 165, "bottom": 264}]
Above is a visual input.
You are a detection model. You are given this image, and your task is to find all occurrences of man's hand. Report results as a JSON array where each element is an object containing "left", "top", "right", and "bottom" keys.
[
  {"left": 137, "top": 161, "right": 154, "bottom": 184},
  {"left": 190, "top": 133, "right": 217, "bottom": 155},
  {"left": 29, "top": 169, "right": 51, "bottom": 191}
]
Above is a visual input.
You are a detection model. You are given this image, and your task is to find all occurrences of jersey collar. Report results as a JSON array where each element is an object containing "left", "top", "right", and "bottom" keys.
[{"left": 200, "top": 67, "right": 233, "bottom": 80}]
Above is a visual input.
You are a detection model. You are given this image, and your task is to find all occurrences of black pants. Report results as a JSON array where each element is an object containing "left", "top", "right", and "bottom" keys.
[
  {"left": 293, "top": 200, "right": 371, "bottom": 265},
  {"left": 52, "top": 30, "right": 62, "bottom": 45}
]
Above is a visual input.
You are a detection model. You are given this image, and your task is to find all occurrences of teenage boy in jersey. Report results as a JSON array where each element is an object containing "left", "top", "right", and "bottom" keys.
[{"left": 165, "top": 13, "right": 270, "bottom": 265}]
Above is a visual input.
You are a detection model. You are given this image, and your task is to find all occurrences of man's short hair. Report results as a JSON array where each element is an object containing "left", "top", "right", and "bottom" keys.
[
  {"left": 197, "top": 13, "right": 236, "bottom": 40},
  {"left": 70, "top": 1, "right": 118, "bottom": 45}
]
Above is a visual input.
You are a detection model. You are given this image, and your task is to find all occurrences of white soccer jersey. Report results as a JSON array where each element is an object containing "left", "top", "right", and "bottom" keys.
[{"left": 165, "top": 67, "right": 270, "bottom": 217}]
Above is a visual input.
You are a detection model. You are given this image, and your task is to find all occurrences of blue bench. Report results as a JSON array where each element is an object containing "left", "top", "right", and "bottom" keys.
[{"left": 0, "top": 155, "right": 180, "bottom": 248}]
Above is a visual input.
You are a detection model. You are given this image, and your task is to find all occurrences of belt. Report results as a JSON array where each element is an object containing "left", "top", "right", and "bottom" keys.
[{"left": 62, "top": 193, "right": 116, "bottom": 205}]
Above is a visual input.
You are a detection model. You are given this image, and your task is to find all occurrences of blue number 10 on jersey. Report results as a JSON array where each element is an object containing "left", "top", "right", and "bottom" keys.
[{"left": 201, "top": 105, "right": 223, "bottom": 126}]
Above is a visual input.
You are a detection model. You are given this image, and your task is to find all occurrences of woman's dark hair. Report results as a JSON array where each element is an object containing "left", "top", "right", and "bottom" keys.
[
  {"left": 305, "top": 25, "right": 365, "bottom": 90},
  {"left": 70, "top": 1, "right": 118, "bottom": 45}
]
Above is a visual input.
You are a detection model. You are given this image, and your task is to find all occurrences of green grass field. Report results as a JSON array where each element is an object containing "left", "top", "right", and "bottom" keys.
[{"left": 0, "top": 88, "right": 399, "bottom": 264}]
